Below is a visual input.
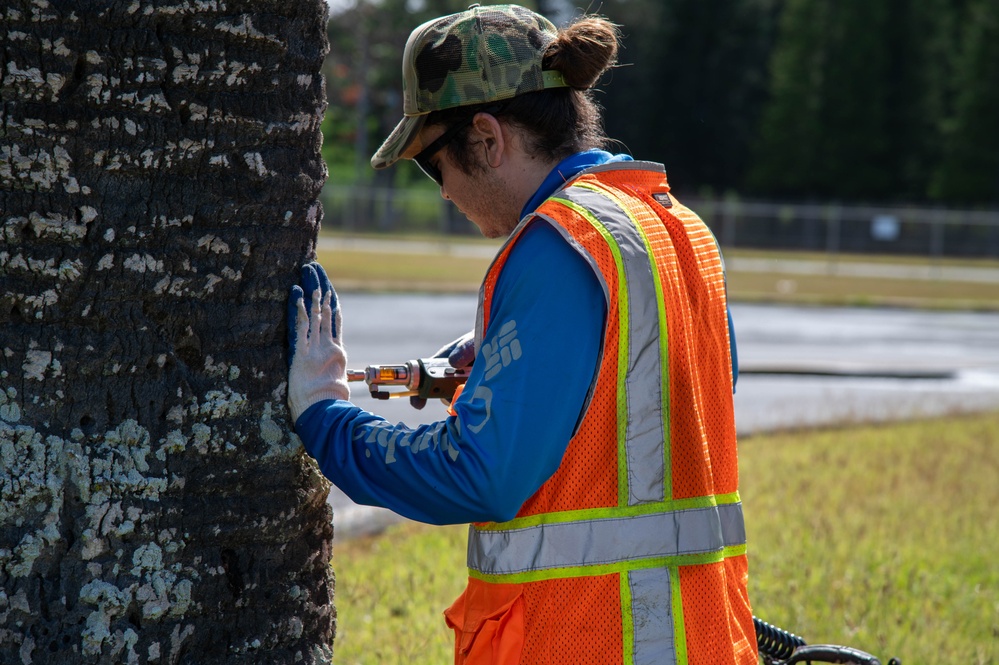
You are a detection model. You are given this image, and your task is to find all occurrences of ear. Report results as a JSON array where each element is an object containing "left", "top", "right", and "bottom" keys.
[{"left": 470, "top": 112, "right": 506, "bottom": 168}]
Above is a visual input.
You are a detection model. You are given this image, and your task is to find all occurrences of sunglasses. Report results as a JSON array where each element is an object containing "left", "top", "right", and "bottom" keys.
[{"left": 413, "top": 105, "right": 502, "bottom": 187}]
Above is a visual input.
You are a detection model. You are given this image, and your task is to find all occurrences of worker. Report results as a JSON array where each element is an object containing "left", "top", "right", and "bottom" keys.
[{"left": 286, "top": 4, "right": 755, "bottom": 664}]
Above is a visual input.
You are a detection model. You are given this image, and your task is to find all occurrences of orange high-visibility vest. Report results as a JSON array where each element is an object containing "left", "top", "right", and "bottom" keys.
[{"left": 445, "top": 162, "right": 756, "bottom": 665}]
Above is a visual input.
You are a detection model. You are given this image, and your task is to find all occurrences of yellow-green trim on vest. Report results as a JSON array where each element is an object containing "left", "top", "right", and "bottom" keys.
[
  {"left": 469, "top": 162, "right": 746, "bottom": 665},
  {"left": 467, "top": 544, "right": 749, "bottom": 585},
  {"left": 468, "top": 502, "right": 746, "bottom": 579},
  {"left": 547, "top": 185, "right": 677, "bottom": 507},
  {"left": 568, "top": 180, "right": 675, "bottom": 501},
  {"left": 620, "top": 570, "right": 637, "bottom": 663},
  {"left": 545, "top": 195, "right": 633, "bottom": 506},
  {"left": 670, "top": 563, "right": 689, "bottom": 665},
  {"left": 473, "top": 491, "right": 742, "bottom": 532},
  {"left": 618, "top": 573, "right": 635, "bottom": 663}
]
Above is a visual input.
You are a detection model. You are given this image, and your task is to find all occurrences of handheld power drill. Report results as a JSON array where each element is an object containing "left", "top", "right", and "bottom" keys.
[{"left": 347, "top": 358, "right": 471, "bottom": 402}]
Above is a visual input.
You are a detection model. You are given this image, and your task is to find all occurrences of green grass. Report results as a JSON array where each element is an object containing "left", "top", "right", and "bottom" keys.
[
  {"left": 729, "top": 269, "right": 999, "bottom": 310},
  {"left": 319, "top": 250, "right": 493, "bottom": 294},
  {"left": 330, "top": 410, "right": 999, "bottom": 665},
  {"left": 316, "top": 233, "right": 999, "bottom": 309},
  {"left": 727, "top": 248, "right": 999, "bottom": 310},
  {"left": 331, "top": 522, "right": 467, "bottom": 665},
  {"left": 742, "top": 412, "right": 999, "bottom": 664}
]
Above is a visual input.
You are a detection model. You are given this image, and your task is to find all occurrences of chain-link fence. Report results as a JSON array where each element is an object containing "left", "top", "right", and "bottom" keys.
[
  {"left": 688, "top": 198, "right": 999, "bottom": 259},
  {"left": 322, "top": 184, "right": 478, "bottom": 236},
  {"left": 322, "top": 184, "right": 999, "bottom": 258}
]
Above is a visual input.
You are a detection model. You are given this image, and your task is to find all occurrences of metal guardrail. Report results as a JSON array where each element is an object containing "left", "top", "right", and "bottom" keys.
[{"left": 322, "top": 184, "right": 999, "bottom": 258}]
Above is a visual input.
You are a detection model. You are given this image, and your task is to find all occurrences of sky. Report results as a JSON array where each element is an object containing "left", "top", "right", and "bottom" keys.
[{"left": 327, "top": 0, "right": 356, "bottom": 16}]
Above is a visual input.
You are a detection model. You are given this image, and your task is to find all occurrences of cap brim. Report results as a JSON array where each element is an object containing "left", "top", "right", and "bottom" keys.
[{"left": 370, "top": 114, "right": 429, "bottom": 169}]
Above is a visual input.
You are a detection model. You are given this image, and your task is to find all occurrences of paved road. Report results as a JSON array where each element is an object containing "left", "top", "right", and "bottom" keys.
[
  {"left": 326, "top": 294, "right": 999, "bottom": 537},
  {"left": 728, "top": 303, "right": 999, "bottom": 432}
]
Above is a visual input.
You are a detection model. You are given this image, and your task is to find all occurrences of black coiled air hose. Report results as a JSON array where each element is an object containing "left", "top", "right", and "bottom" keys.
[{"left": 754, "top": 616, "right": 807, "bottom": 661}]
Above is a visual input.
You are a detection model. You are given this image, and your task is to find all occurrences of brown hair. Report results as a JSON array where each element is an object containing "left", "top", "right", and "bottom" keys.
[{"left": 427, "top": 15, "right": 621, "bottom": 174}]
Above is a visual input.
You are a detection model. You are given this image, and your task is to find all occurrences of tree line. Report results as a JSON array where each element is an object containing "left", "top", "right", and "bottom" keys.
[{"left": 326, "top": 0, "right": 999, "bottom": 206}]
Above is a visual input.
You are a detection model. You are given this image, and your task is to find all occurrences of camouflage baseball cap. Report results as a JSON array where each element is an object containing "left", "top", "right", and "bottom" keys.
[{"left": 371, "top": 4, "right": 569, "bottom": 169}]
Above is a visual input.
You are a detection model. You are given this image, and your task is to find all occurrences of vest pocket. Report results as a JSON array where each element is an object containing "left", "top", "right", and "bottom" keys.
[{"left": 444, "top": 578, "right": 525, "bottom": 665}]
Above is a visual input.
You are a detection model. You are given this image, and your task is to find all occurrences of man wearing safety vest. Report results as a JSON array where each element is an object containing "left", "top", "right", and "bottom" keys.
[{"left": 287, "top": 4, "right": 756, "bottom": 664}]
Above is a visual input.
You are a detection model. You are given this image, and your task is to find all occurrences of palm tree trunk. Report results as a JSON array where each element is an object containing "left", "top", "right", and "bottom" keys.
[{"left": 1, "top": 1, "right": 334, "bottom": 662}]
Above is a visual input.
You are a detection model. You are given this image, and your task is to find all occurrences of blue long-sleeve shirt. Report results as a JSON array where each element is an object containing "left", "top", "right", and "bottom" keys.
[
  {"left": 295, "top": 150, "right": 737, "bottom": 525},
  {"left": 297, "top": 219, "right": 604, "bottom": 524}
]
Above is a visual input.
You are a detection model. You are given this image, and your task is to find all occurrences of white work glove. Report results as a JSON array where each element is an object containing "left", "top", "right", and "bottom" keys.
[{"left": 287, "top": 262, "right": 349, "bottom": 422}]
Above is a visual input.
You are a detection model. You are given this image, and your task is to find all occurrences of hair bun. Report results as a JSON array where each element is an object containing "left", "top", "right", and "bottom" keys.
[{"left": 544, "top": 16, "right": 620, "bottom": 90}]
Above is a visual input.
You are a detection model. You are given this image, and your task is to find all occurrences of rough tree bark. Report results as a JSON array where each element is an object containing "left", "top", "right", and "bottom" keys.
[{"left": 1, "top": 1, "right": 334, "bottom": 663}]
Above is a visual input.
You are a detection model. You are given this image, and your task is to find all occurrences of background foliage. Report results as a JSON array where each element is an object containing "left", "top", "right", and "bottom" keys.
[{"left": 326, "top": 0, "right": 998, "bottom": 206}]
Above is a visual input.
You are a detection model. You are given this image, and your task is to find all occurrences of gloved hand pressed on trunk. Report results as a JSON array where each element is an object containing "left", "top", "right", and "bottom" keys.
[{"left": 287, "top": 261, "right": 349, "bottom": 422}]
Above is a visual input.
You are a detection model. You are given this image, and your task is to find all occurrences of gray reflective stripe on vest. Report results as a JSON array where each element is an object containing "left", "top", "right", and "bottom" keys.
[
  {"left": 629, "top": 567, "right": 678, "bottom": 665},
  {"left": 472, "top": 168, "right": 740, "bottom": 665},
  {"left": 468, "top": 502, "right": 745, "bottom": 576},
  {"left": 546, "top": 184, "right": 669, "bottom": 506}
]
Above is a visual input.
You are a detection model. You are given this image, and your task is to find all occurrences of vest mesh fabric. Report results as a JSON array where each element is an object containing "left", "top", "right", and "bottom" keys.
[
  {"left": 466, "top": 163, "right": 754, "bottom": 665},
  {"left": 505, "top": 202, "right": 622, "bottom": 516},
  {"left": 521, "top": 575, "right": 622, "bottom": 664}
]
